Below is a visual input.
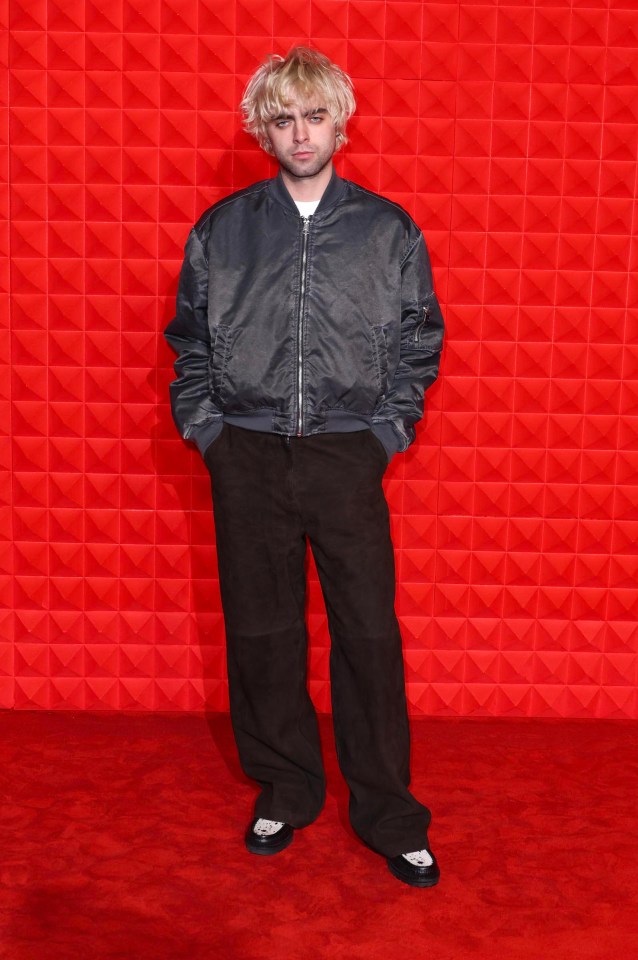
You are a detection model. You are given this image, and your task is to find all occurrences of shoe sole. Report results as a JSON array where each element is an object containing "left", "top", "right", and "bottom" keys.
[
  {"left": 245, "top": 830, "right": 294, "bottom": 856},
  {"left": 386, "top": 857, "right": 440, "bottom": 888}
]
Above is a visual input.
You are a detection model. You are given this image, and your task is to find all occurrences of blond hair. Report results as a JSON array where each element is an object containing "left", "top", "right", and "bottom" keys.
[{"left": 240, "top": 46, "right": 356, "bottom": 154}]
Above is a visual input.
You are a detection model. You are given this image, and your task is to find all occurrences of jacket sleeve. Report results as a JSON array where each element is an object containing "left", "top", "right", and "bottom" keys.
[
  {"left": 370, "top": 230, "right": 445, "bottom": 462},
  {"left": 163, "top": 225, "right": 224, "bottom": 457}
]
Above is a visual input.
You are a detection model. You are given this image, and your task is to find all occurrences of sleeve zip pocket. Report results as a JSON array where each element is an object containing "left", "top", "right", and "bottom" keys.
[{"left": 414, "top": 305, "right": 430, "bottom": 343}]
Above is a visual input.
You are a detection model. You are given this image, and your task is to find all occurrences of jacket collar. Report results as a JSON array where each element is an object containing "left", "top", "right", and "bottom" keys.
[{"left": 270, "top": 165, "right": 347, "bottom": 219}]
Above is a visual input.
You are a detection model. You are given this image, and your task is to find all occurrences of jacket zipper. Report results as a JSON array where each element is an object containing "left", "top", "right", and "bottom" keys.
[
  {"left": 414, "top": 304, "right": 430, "bottom": 343},
  {"left": 297, "top": 215, "right": 311, "bottom": 436}
]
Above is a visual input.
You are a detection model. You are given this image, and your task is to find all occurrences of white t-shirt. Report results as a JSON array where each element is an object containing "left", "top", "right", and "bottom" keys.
[{"left": 294, "top": 200, "right": 320, "bottom": 216}]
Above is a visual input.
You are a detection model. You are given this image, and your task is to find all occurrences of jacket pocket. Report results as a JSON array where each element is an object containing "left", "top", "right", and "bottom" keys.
[
  {"left": 370, "top": 324, "right": 389, "bottom": 401},
  {"left": 208, "top": 323, "right": 231, "bottom": 401}
]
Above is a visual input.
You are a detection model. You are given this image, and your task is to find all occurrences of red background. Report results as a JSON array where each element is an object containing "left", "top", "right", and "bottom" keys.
[{"left": 3, "top": 1, "right": 638, "bottom": 718}]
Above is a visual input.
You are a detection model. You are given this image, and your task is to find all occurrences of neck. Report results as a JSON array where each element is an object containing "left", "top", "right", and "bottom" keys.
[{"left": 280, "top": 162, "right": 333, "bottom": 202}]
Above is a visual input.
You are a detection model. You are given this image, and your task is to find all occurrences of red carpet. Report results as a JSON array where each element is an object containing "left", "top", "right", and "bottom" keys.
[{"left": 0, "top": 711, "right": 635, "bottom": 959}]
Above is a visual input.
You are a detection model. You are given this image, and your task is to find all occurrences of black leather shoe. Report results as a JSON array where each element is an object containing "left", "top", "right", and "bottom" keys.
[
  {"left": 245, "top": 818, "right": 294, "bottom": 856},
  {"left": 386, "top": 848, "right": 441, "bottom": 887}
]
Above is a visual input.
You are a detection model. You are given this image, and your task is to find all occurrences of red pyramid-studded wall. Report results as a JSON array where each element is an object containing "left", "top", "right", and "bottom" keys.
[{"left": 3, "top": 1, "right": 638, "bottom": 718}]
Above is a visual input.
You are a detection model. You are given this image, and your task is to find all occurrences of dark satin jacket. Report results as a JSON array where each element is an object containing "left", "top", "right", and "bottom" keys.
[{"left": 164, "top": 166, "right": 445, "bottom": 462}]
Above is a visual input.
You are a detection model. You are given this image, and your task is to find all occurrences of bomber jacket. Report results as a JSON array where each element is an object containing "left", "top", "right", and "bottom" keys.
[{"left": 164, "top": 166, "right": 445, "bottom": 463}]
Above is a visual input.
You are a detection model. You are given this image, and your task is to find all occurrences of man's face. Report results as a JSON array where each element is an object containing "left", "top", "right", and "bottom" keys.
[{"left": 265, "top": 94, "right": 337, "bottom": 181}]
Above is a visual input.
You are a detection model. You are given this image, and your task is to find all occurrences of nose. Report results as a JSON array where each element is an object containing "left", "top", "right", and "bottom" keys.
[{"left": 293, "top": 119, "right": 310, "bottom": 144}]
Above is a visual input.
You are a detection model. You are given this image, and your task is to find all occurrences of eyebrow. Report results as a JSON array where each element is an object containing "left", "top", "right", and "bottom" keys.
[{"left": 272, "top": 107, "right": 329, "bottom": 120}]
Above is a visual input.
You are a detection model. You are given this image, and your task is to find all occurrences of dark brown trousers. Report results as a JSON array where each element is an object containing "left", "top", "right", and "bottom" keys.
[{"left": 204, "top": 422, "right": 431, "bottom": 858}]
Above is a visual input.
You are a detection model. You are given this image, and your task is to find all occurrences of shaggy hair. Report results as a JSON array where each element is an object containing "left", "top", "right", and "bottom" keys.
[{"left": 240, "top": 46, "right": 356, "bottom": 154}]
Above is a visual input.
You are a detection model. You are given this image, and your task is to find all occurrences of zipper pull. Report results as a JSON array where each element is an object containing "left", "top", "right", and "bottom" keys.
[
  {"left": 302, "top": 216, "right": 311, "bottom": 235},
  {"left": 414, "top": 305, "right": 430, "bottom": 343}
]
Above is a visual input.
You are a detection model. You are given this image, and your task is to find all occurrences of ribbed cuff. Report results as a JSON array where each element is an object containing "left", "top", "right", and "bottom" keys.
[
  {"left": 370, "top": 421, "right": 403, "bottom": 462},
  {"left": 188, "top": 419, "right": 224, "bottom": 457}
]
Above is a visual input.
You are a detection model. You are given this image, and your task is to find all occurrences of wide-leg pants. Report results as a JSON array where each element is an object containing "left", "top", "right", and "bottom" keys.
[{"left": 203, "top": 422, "right": 432, "bottom": 858}]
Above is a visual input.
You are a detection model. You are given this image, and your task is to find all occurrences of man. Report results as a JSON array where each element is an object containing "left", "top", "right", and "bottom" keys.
[{"left": 164, "top": 46, "right": 445, "bottom": 888}]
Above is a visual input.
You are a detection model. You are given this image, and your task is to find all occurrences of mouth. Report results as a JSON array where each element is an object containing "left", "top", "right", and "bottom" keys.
[{"left": 292, "top": 151, "right": 313, "bottom": 158}]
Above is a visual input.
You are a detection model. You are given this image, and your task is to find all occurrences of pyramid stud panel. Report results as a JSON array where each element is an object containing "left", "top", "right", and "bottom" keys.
[{"left": 4, "top": 2, "right": 638, "bottom": 718}]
